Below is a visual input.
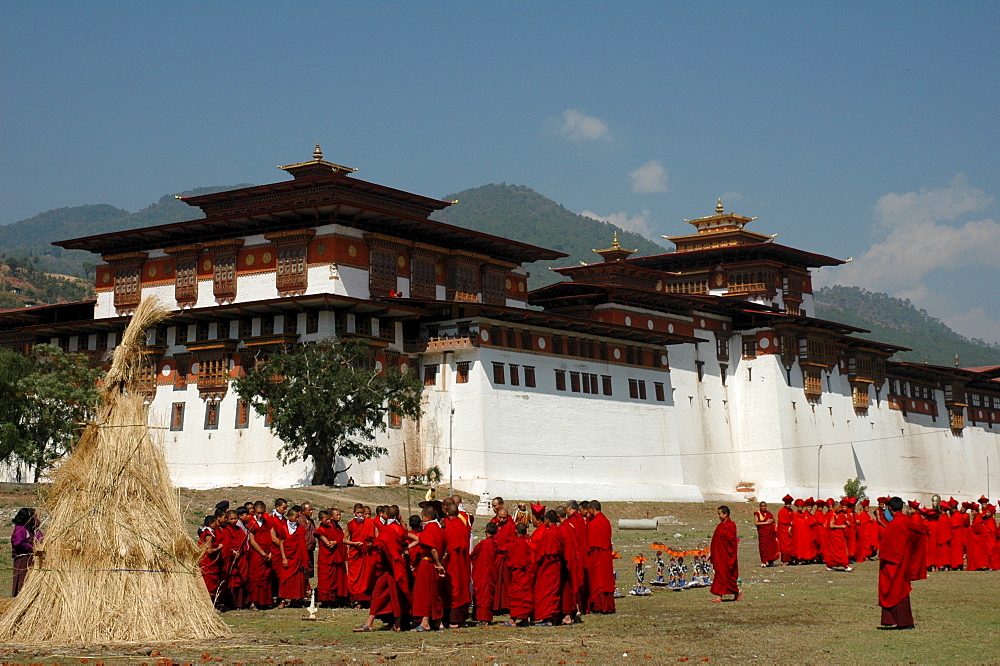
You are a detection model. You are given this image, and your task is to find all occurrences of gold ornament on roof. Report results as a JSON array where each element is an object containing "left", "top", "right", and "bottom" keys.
[
  {"left": 593, "top": 232, "right": 637, "bottom": 262},
  {"left": 313, "top": 142, "right": 323, "bottom": 160},
  {"left": 716, "top": 198, "right": 724, "bottom": 214}
]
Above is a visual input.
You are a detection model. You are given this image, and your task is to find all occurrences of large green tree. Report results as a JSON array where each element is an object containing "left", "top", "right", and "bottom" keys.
[
  {"left": 0, "top": 344, "right": 102, "bottom": 481},
  {"left": 233, "top": 338, "right": 424, "bottom": 485}
]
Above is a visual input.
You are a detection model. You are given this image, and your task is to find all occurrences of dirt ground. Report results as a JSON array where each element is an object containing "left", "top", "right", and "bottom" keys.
[{"left": 0, "top": 483, "right": 998, "bottom": 664}]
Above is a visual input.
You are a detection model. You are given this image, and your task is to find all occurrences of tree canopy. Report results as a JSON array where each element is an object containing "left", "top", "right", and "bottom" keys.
[
  {"left": 233, "top": 338, "right": 423, "bottom": 485},
  {"left": 0, "top": 345, "right": 102, "bottom": 481}
]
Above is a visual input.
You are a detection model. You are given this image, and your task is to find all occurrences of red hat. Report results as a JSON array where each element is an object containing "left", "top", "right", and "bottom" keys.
[
  {"left": 530, "top": 503, "right": 546, "bottom": 519},
  {"left": 793, "top": 499, "right": 804, "bottom": 507},
  {"left": 826, "top": 498, "right": 835, "bottom": 507},
  {"left": 907, "top": 500, "right": 920, "bottom": 510},
  {"left": 918, "top": 508, "right": 935, "bottom": 518},
  {"left": 861, "top": 499, "right": 870, "bottom": 507},
  {"left": 979, "top": 495, "right": 989, "bottom": 503},
  {"left": 805, "top": 497, "right": 815, "bottom": 506},
  {"left": 876, "top": 497, "right": 887, "bottom": 504},
  {"left": 782, "top": 494, "right": 794, "bottom": 503},
  {"left": 949, "top": 496, "right": 957, "bottom": 505},
  {"left": 987, "top": 504, "right": 997, "bottom": 513}
]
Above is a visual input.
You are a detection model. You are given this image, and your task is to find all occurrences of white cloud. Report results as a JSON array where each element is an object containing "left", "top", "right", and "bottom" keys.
[
  {"left": 629, "top": 160, "right": 669, "bottom": 194},
  {"left": 821, "top": 174, "right": 1000, "bottom": 344},
  {"left": 558, "top": 109, "right": 609, "bottom": 142},
  {"left": 581, "top": 209, "right": 657, "bottom": 240}
]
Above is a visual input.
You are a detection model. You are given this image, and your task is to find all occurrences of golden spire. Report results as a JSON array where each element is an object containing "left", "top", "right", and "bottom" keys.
[
  {"left": 716, "top": 198, "right": 724, "bottom": 214},
  {"left": 313, "top": 142, "right": 323, "bottom": 161},
  {"left": 593, "top": 232, "right": 636, "bottom": 263}
]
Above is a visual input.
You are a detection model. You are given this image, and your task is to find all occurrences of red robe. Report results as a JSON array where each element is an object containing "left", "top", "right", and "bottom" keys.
[
  {"left": 754, "top": 510, "right": 779, "bottom": 564},
  {"left": 276, "top": 521, "right": 308, "bottom": 600},
  {"left": 777, "top": 506, "right": 795, "bottom": 562},
  {"left": 844, "top": 510, "right": 857, "bottom": 560},
  {"left": 934, "top": 513, "right": 951, "bottom": 568},
  {"left": 491, "top": 518, "right": 515, "bottom": 613},
  {"left": 411, "top": 521, "right": 445, "bottom": 620},
  {"left": 532, "top": 524, "right": 564, "bottom": 622},
  {"left": 222, "top": 523, "right": 250, "bottom": 606},
  {"left": 471, "top": 535, "right": 500, "bottom": 622},
  {"left": 506, "top": 535, "right": 534, "bottom": 621},
  {"left": 586, "top": 512, "right": 616, "bottom": 614},
  {"left": 824, "top": 512, "right": 850, "bottom": 568},
  {"left": 558, "top": 520, "right": 582, "bottom": 615},
  {"left": 369, "top": 521, "right": 411, "bottom": 620},
  {"left": 565, "top": 512, "right": 590, "bottom": 613},
  {"left": 346, "top": 517, "right": 377, "bottom": 602},
  {"left": 198, "top": 527, "right": 221, "bottom": 597},
  {"left": 444, "top": 516, "right": 472, "bottom": 615},
  {"left": 856, "top": 509, "right": 877, "bottom": 560},
  {"left": 246, "top": 515, "right": 274, "bottom": 606},
  {"left": 792, "top": 511, "right": 814, "bottom": 561},
  {"left": 315, "top": 521, "right": 348, "bottom": 602},
  {"left": 710, "top": 518, "right": 739, "bottom": 597},
  {"left": 950, "top": 511, "right": 968, "bottom": 569},
  {"left": 878, "top": 513, "right": 927, "bottom": 609}
]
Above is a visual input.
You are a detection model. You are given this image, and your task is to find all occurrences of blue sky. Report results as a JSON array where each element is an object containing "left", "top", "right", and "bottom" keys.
[{"left": 3, "top": 3, "right": 999, "bottom": 342}]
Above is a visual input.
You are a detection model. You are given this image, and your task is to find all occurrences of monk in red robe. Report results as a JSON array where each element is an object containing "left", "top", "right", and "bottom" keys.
[
  {"left": 791, "top": 500, "right": 813, "bottom": 564},
  {"left": 856, "top": 499, "right": 877, "bottom": 561},
  {"left": 197, "top": 515, "right": 222, "bottom": 600},
  {"left": 315, "top": 509, "right": 349, "bottom": 606},
  {"left": 754, "top": 501, "right": 779, "bottom": 567},
  {"left": 532, "top": 510, "right": 565, "bottom": 625},
  {"left": 949, "top": 501, "right": 968, "bottom": 570},
  {"left": 710, "top": 506, "right": 741, "bottom": 602},
  {"left": 842, "top": 498, "right": 858, "bottom": 562},
  {"left": 410, "top": 506, "right": 446, "bottom": 631},
  {"left": 824, "top": 501, "right": 852, "bottom": 571},
  {"left": 878, "top": 497, "right": 927, "bottom": 629},
  {"left": 777, "top": 495, "right": 795, "bottom": 564},
  {"left": 246, "top": 501, "right": 275, "bottom": 609},
  {"left": 471, "top": 521, "right": 500, "bottom": 623},
  {"left": 224, "top": 509, "right": 252, "bottom": 608},
  {"left": 355, "top": 506, "right": 411, "bottom": 632},
  {"left": 585, "top": 500, "right": 616, "bottom": 614},
  {"left": 556, "top": 506, "right": 582, "bottom": 624},
  {"left": 443, "top": 503, "right": 472, "bottom": 627},
  {"left": 564, "top": 501, "right": 591, "bottom": 614},
  {"left": 491, "top": 509, "right": 515, "bottom": 616},
  {"left": 274, "top": 505, "right": 308, "bottom": 605},
  {"left": 504, "top": 524, "right": 534, "bottom": 625},
  {"left": 345, "top": 503, "right": 378, "bottom": 605}
]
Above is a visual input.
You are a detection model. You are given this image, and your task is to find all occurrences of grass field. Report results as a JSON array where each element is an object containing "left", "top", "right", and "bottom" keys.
[{"left": 0, "top": 483, "right": 998, "bottom": 664}]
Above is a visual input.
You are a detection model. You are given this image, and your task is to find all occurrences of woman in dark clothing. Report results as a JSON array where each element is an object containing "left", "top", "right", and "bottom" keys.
[{"left": 11, "top": 507, "right": 41, "bottom": 597}]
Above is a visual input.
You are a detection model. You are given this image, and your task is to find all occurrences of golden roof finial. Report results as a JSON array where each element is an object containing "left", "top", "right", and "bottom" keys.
[
  {"left": 612, "top": 231, "right": 621, "bottom": 249},
  {"left": 313, "top": 142, "right": 323, "bottom": 161},
  {"left": 716, "top": 198, "right": 724, "bottom": 214},
  {"left": 593, "top": 231, "right": 636, "bottom": 262}
]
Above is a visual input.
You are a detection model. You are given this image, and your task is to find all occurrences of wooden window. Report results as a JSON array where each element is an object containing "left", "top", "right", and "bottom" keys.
[
  {"left": 94, "top": 331, "right": 108, "bottom": 352},
  {"left": 213, "top": 254, "right": 237, "bottom": 302},
  {"left": 173, "top": 355, "right": 189, "bottom": 391},
  {"left": 259, "top": 316, "right": 274, "bottom": 337},
  {"left": 599, "top": 343, "right": 608, "bottom": 361},
  {"left": 389, "top": 411, "right": 402, "bottom": 429},
  {"left": 423, "top": 364, "right": 438, "bottom": 387},
  {"left": 492, "top": 362, "right": 505, "bottom": 385},
  {"left": 483, "top": 271, "right": 505, "bottom": 306},
  {"left": 410, "top": 256, "right": 437, "bottom": 300},
  {"left": 446, "top": 263, "right": 479, "bottom": 302},
  {"left": 283, "top": 314, "right": 299, "bottom": 335},
  {"left": 335, "top": 312, "right": 348, "bottom": 336},
  {"left": 567, "top": 338, "right": 579, "bottom": 357},
  {"left": 204, "top": 401, "right": 220, "bottom": 430},
  {"left": 742, "top": 336, "right": 757, "bottom": 359},
  {"left": 551, "top": 336, "right": 564, "bottom": 355},
  {"left": 628, "top": 378, "right": 639, "bottom": 399},
  {"left": 196, "top": 356, "right": 229, "bottom": 397},
  {"left": 521, "top": 330, "right": 532, "bottom": 351},
  {"left": 113, "top": 264, "right": 141, "bottom": 311},
  {"left": 174, "top": 260, "right": 198, "bottom": 306},
  {"left": 637, "top": 380, "right": 647, "bottom": 400},
  {"left": 306, "top": 311, "right": 320, "bottom": 334},
  {"left": 602, "top": 375, "right": 613, "bottom": 396},
  {"left": 170, "top": 403, "right": 185, "bottom": 431},
  {"left": 524, "top": 366, "right": 535, "bottom": 388},
  {"left": 581, "top": 373, "right": 590, "bottom": 394},
  {"left": 276, "top": 245, "right": 308, "bottom": 295},
  {"left": 716, "top": 336, "right": 730, "bottom": 362},
  {"left": 238, "top": 319, "right": 253, "bottom": 340},
  {"left": 625, "top": 346, "right": 637, "bottom": 365},
  {"left": 196, "top": 322, "right": 211, "bottom": 342},
  {"left": 654, "top": 382, "right": 665, "bottom": 402},
  {"left": 235, "top": 400, "right": 250, "bottom": 429},
  {"left": 369, "top": 248, "right": 397, "bottom": 298},
  {"left": 509, "top": 364, "right": 520, "bottom": 386},
  {"left": 803, "top": 368, "right": 823, "bottom": 399},
  {"left": 570, "top": 371, "right": 581, "bottom": 393},
  {"left": 456, "top": 362, "right": 470, "bottom": 384},
  {"left": 554, "top": 369, "right": 566, "bottom": 391}
]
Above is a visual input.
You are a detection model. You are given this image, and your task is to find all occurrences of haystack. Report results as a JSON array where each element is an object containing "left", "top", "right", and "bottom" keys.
[{"left": 0, "top": 297, "right": 230, "bottom": 645}]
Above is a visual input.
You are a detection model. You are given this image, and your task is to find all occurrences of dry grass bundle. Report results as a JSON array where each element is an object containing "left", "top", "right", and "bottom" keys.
[{"left": 0, "top": 297, "right": 230, "bottom": 645}]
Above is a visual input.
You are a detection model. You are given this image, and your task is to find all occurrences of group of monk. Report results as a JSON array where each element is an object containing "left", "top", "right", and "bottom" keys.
[
  {"left": 753, "top": 493, "right": 1000, "bottom": 574},
  {"left": 196, "top": 494, "right": 616, "bottom": 631}
]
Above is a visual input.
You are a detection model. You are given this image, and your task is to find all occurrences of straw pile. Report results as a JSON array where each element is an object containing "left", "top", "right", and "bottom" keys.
[{"left": 0, "top": 297, "right": 230, "bottom": 645}]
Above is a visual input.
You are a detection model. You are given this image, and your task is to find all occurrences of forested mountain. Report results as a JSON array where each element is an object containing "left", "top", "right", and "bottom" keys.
[
  {"left": 433, "top": 183, "right": 666, "bottom": 289},
  {"left": 0, "top": 185, "right": 251, "bottom": 278},
  {"left": 0, "top": 256, "right": 93, "bottom": 309},
  {"left": 814, "top": 286, "right": 1000, "bottom": 366}
]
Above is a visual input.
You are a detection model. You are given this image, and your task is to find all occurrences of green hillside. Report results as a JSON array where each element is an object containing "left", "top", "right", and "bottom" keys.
[
  {"left": 814, "top": 285, "right": 1000, "bottom": 367},
  {"left": 433, "top": 183, "right": 666, "bottom": 289},
  {"left": 0, "top": 185, "right": 252, "bottom": 278}
]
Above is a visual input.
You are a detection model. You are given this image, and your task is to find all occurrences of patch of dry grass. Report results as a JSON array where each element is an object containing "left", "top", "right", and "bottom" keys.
[{"left": 1, "top": 488, "right": 998, "bottom": 662}]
